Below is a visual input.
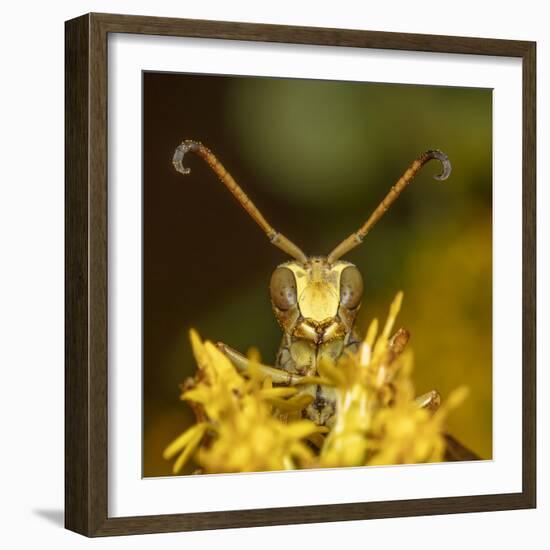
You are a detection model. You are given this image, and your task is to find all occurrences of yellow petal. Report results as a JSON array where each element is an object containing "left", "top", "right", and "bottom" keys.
[
  {"left": 317, "top": 357, "right": 346, "bottom": 387},
  {"left": 284, "top": 419, "right": 322, "bottom": 439},
  {"left": 189, "top": 329, "right": 217, "bottom": 383},
  {"left": 204, "top": 341, "right": 243, "bottom": 389},
  {"left": 270, "top": 394, "right": 314, "bottom": 412},
  {"left": 172, "top": 428, "right": 206, "bottom": 473},
  {"left": 382, "top": 291, "right": 404, "bottom": 340},
  {"left": 189, "top": 329, "right": 207, "bottom": 367},
  {"left": 246, "top": 346, "right": 262, "bottom": 362},
  {"left": 365, "top": 318, "right": 379, "bottom": 349},
  {"left": 446, "top": 386, "right": 469, "bottom": 409},
  {"left": 163, "top": 422, "right": 207, "bottom": 460},
  {"left": 182, "top": 387, "right": 211, "bottom": 404}
]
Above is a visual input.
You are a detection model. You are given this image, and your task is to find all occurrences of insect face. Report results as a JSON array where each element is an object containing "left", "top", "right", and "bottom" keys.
[{"left": 270, "top": 258, "right": 363, "bottom": 345}]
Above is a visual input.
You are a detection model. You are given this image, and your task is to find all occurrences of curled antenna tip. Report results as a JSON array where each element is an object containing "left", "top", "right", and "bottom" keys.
[
  {"left": 426, "top": 149, "right": 452, "bottom": 181},
  {"left": 172, "top": 140, "right": 201, "bottom": 176}
]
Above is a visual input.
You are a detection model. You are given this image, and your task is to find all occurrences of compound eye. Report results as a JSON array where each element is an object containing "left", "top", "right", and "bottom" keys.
[
  {"left": 270, "top": 267, "right": 297, "bottom": 311},
  {"left": 340, "top": 266, "right": 363, "bottom": 309}
]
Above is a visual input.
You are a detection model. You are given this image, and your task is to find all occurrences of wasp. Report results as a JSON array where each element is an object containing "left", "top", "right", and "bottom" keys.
[{"left": 172, "top": 141, "right": 451, "bottom": 430}]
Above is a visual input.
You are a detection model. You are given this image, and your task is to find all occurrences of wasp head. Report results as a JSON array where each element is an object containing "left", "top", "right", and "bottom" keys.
[{"left": 269, "top": 257, "right": 363, "bottom": 344}]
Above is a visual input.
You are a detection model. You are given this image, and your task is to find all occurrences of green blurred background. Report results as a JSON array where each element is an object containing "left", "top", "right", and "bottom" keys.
[{"left": 143, "top": 72, "right": 492, "bottom": 477}]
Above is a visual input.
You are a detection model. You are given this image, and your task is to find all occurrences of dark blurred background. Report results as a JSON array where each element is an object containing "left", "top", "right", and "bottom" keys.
[{"left": 143, "top": 72, "right": 492, "bottom": 477}]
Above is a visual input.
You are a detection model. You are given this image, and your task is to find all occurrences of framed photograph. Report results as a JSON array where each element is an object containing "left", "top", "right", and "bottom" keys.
[{"left": 65, "top": 12, "right": 536, "bottom": 536}]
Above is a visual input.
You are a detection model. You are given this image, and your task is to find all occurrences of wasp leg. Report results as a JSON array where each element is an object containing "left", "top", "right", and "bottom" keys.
[
  {"left": 415, "top": 390, "right": 441, "bottom": 412},
  {"left": 217, "top": 342, "right": 309, "bottom": 386}
]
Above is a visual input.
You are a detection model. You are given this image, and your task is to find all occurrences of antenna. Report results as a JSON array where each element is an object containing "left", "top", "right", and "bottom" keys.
[
  {"left": 327, "top": 150, "right": 451, "bottom": 263},
  {"left": 173, "top": 141, "right": 307, "bottom": 263}
]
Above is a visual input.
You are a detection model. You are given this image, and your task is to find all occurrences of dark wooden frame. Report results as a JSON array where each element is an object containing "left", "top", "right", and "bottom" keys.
[{"left": 65, "top": 12, "right": 536, "bottom": 537}]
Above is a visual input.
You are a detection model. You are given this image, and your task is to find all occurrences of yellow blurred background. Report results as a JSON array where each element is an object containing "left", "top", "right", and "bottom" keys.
[{"left": 143, "top": 73, "right": 492, "bottom": 477}]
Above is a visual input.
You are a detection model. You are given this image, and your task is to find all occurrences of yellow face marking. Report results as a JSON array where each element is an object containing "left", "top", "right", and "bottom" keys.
[
  {"left": 299, "top": 283, "right": 338, "bottom": 320},
  {"left": 284, "top": 259, "right": 352, "bottom": 323}
]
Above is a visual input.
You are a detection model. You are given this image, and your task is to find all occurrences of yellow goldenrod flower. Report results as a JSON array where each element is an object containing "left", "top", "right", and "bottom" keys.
[
  {"left": 164, "top": 293, "right": 469, "bottom": 474},
  {"left": 163, "top": 329, "right": 323, "bottom": 473}
]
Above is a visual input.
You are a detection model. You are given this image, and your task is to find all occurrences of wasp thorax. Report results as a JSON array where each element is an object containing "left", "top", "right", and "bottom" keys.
[{"left": 269, "top": 257, "right": 364, "bottom": 344}]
